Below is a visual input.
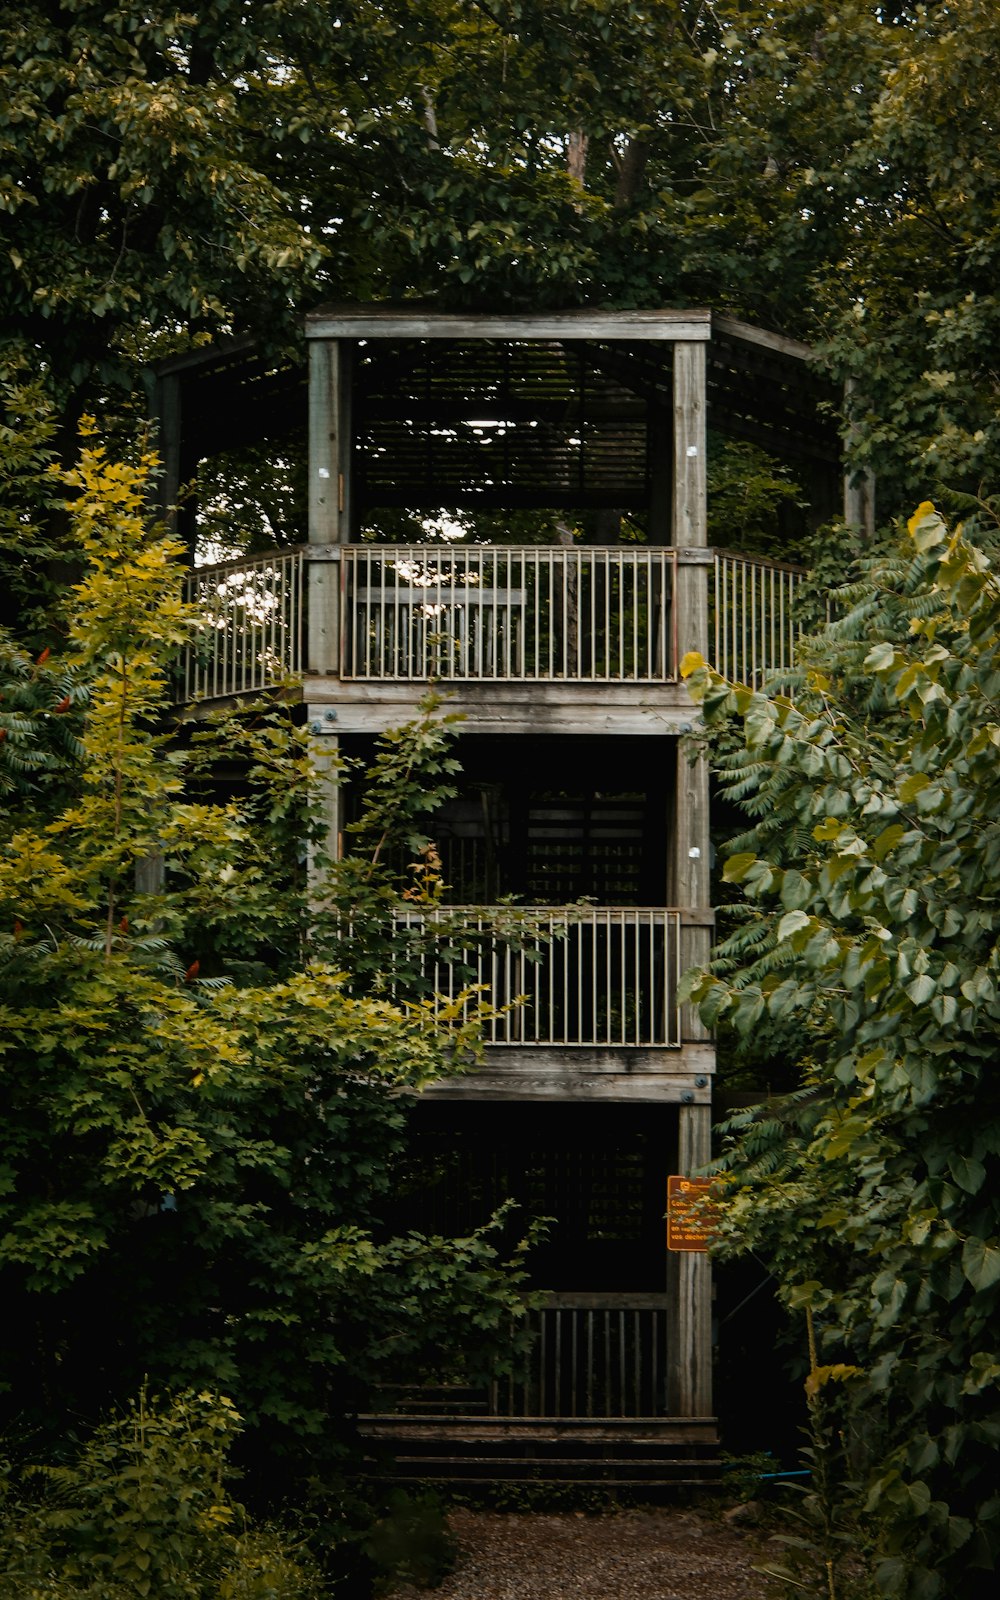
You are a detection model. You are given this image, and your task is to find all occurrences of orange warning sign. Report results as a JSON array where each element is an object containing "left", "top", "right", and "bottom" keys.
[{"left": 666, "top": 1176, "right": 717, "bottom": 1253}]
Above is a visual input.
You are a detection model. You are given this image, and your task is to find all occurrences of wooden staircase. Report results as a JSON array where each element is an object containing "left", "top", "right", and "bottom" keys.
[{"left": 358, "top": 1386, "right": 720, "bottom": 1488}]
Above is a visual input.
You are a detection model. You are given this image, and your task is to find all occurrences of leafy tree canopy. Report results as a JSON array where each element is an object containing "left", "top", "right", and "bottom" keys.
[{"left": 681, "top": 503, "right": 1000, "bottom": 1597}]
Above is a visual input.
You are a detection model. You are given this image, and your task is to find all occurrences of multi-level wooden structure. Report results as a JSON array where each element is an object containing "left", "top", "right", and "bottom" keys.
[{"left": 155, "top": 306, "right": 843, "bottom": 1484}]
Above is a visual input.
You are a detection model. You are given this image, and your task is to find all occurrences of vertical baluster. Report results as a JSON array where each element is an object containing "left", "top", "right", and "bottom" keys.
[
  {"left": 518, "top": 547, "right": 526, "bottom": 677},
  {"left": 675, "top": 912, "right": 682, "bottom": 1045},
  {"left": 604, "top": 1310, "right": 612, "bottom": 1417},
  {"left": 543, "top": 548, "right": 551, "bottom": 679},
  {"left": 372, "top": 549, "right": 381, "bottom": 679},
  {"left": 586, "top": 1311, "right": 594, "bottom": 1418},
  {"left": 538, "top": 1310, "right": 547, "bottom": 1417},
  {"left": 531, "top": 548, "right": 540, "bottom": 678},
  {"left": 348, "top": 551, "right": 358, "bottom": 677},
  {"left": 615, "top": 551, "right": 623, "bottom": 679},
  {"left": 769, "top": 563, "right": 776, "bottom": 674},
  {"left": 253, "top": 565, "right": 262, "bottom": 690},
  {"left": 571, "top": 1311, "right": 578, "bottom": 1418},
  {"left": 618, "top": 1309, "right": 626, "bottom": 1416},
  {"left": 273, "top": 560, "right": 283, "bottom": 686},
  {"left": 629, "top": 551, "right": 637, "bottom": 682},
  {"left": 560, "top": 549, "right": 567, "bottom": 679},
  {"left": 578, "top": 912, "right": 585, "bottom": 1044},
  {"left": 634, "top": 912, "right": 641, "bottom": 1046},
  {"left": 379, "top": 551, "right": 388, "bottom": 678},
  {"left": 561, "top": 914, "right": 569, "bottom": 1045},
  {"left": 211, "top": 578, "right": 220, "bottom": 700},
  {"left": 368, "top": 550, "right": 376, "bottom": 681},
  {"left": 618, "top": 909, "right": 625, "bottom": 1047},
  {"left": 586, "top": 547, "right": 593, "bottom": 680},
  {"left": 504, "top": 548, "right": 513, "bottom": 679},
  {"left": 555, "top": 1308, "right": 562, "bottom": 1416},
  {"left": 633, "top": 1310, "right": 641, "bottom": 1417},
  {"left": 243, "top": 569, "right": 250, "bottom": 691},
  {"left": 605, "top": 905, "right": 612, "bottom": 1047}
]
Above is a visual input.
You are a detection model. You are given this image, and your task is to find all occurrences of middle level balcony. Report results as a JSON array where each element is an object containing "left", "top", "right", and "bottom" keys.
[{"left": 178, "top": 541, "right": 806, "bottom": 732}]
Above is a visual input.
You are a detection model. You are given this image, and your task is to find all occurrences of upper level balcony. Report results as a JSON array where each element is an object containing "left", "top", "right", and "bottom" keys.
[
  {"left": 176, "top": 540, "right": 807, "bottom": 714},
  {"left": 153, "top": 307, "right": 843, "bottom": 729}
]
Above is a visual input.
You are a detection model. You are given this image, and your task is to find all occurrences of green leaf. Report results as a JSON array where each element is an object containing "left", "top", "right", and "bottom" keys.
[
  {"left": 722, "top": 851, "right": 758, "bottom": 883},
  {"left": 906, "top": 974, "right": 936, "bottom": 1007},
  {"left": 780, "top": 869, "right": 813, "bottom": 910},
  {"left": 962, "top": 1237, "right": 1000, "bottom": 1292},
  {"left": 950, "top": 1155, "right": 986, "bottom": 1195},
  {"left": 776, "top": 909, "right": 811, "bottom": 942}
]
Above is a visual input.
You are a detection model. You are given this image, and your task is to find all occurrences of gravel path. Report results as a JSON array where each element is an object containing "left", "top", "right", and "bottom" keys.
[{"left": 388, "top": 1507, "right": 771, "bottom": 1600}]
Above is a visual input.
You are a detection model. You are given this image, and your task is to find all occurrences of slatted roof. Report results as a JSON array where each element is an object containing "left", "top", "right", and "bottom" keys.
[
  {"left": 355, "top": 339, "right": 651, "bottom": 511},
  {"left": 151, "top": 306, "right": 840, "bottom": 527}
]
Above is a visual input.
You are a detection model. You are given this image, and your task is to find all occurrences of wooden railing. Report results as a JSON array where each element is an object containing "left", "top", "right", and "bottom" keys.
[
  {"left": 182, "top": 549, "right": 303, "bottom": 701},
  {"left": 711, "top": 549, "right": 804, "bottom": 687},
  {"left": 491, "top": 1294, "right": 670, "bottom": 1418},
  {"left": 392, "top": 906, "right": 682, "bottom": 1048},
  {"left": 177, "top": 544, "right": 806, "bottom": 702},
  {"left": 340, "top": 545, "right": 676, "bottom": 682}
]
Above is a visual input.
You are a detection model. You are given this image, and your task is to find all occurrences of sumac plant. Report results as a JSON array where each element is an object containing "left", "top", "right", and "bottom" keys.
[
  {"left": 681, "top": 504, "right": 1000, "bottom": 1599},
  {"left": 0, "top": 429, "right": 533, "bottom": 1485}
]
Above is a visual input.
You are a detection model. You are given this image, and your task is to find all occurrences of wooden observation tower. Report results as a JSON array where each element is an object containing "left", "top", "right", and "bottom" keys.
[{"left": 153, "top": 305, "right": 844, "bottom": 1484}]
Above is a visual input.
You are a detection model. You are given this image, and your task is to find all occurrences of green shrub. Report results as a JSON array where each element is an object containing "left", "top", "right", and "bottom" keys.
[{"left": 0, "top": 1389, "right": 321, "bottom": 1600}]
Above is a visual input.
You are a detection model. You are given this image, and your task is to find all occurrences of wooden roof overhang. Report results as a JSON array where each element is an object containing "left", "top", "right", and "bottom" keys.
[
  {"left": 149, "top": 307, "right": 839, "bottom": 533},
  {"left": 304, "top": 306, "right": 839, "bottom": 517}
]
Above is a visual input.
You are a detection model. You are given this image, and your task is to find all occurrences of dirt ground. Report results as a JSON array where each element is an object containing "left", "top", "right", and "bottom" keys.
[{"left": 387, "top": 1505, "right": 773, "bottom": 1600}]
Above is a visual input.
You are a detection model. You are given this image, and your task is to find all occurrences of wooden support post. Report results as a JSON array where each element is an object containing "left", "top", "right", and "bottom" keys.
[
  {"left": 307, "top": 340, "right": 349, "bottom": 675},
  {"left": 666, "top": 1103, "right": 713, "bottom": 1417},
  {"left": 672, "top": 749, "right": 712, "bottom": 1046},
  {"left": 842, "top": 378, "right": 876, "bottom": 538},
  {"left": 307, "top": 724, "right": 341, "bottom": 895},
  {"left": 147, "top": 371, "right": 183, "bottom": 541},
  {"left": 666, "top": 344, "right": 714, "bottom": 1421},
  {"left": 844, "top": 467, "right": 876, "bottom": 538},
  {"left": 672, "top": 343, "right": 707, "bottom": 549},
  {"left": 672, "top": 342, "right": 709, "bottom": 667},
  {"left": 670, "top": 341, "right": 711, "bottom": 1036}
]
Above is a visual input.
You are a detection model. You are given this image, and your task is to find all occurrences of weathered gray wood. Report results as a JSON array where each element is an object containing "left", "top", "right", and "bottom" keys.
[
  {"left": 844, "top": 465, "right": 876, "bottom": 536},
  {"left": 308, "top": 339, "right": 340, "bottom": 545},
  {"left": 306, "top": 307, "right": 712, "bottom": 342},
  {"left": 134, "top": 849, "right": 165, "bottom": 896},
  {"left": 298, "top": 678, "right": 702, "bottom": 736},
  {"left": 666, "top": 1103, "right": 713, "bottom": 1419},
  {"left": 358, "top": 1416, "right": 718, "bottom": 1442},
  {"left": 474, "top": 1042, "right": 714, "bottom": 1073},
  {"left": 149, "top": 371, "right": 182, "bottom": 532},
  {"left": 421, "top": 1070, "right": 711, "bottom": 1103},
  {"left": 712, "top": 314, "right": 815, "bottom": 363},
  {"left": 843, "top": 377, "right": 876, "bottom": 537},
  {"left": 672, "top": 342, "right": 708, "bottom": 550},
  {"left": 305, "top": 552, "right": 339, "bottom": 677},
  {"left": 540, "top": 1292, "right": 670, "bottom": 1310},
  {"left": 306, "top": 724, "right": 341, "bottom": 894}
]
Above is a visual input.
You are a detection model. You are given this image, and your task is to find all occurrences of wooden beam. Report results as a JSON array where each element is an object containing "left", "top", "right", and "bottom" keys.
[
  {"left": 712, "top": 314, "right": 816, "bottom": 364},
  {"left": 421, "top": 1070, "right": 713, "bottom": 1104},
  {"left": 300, "top": 680, "right": 706, "bottom": 737},
  {"left": 667, "top": 1103, "right": 713, "bottom": 1418},
  {"left": 306, "top": 307, "right": 713, "bottom": 342}
]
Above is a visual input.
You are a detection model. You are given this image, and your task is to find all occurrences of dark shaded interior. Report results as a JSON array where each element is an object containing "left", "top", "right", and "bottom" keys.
[
  {"left": 343, "top": 733, "right": 674, "bottom": 905},
  {"left": 387, "top": 1101, "right": 677, "bottom": 1292}
]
